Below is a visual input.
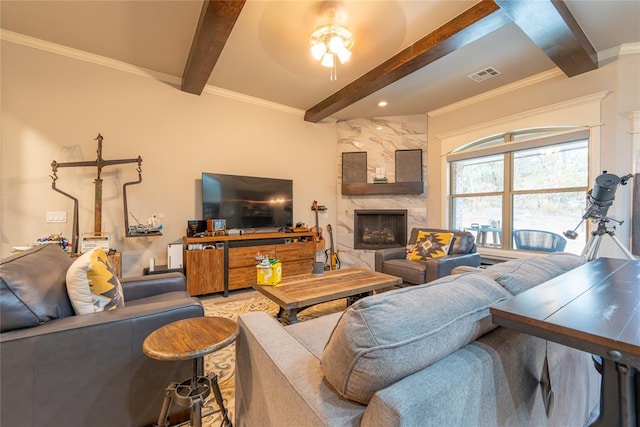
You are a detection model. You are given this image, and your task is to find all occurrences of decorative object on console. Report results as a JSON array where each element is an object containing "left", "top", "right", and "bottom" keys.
[
  {"left": 66, "top": 248, "right": 124, "bottom": 315},
  {"left": 207, "top": 219, "right": 226, "bottom": 232},
  {"left": 256, "top": 257, "right": 282, "bottom": 285},
  {"left": 187, "top": 220, "right": 208, "bottom": 237}
]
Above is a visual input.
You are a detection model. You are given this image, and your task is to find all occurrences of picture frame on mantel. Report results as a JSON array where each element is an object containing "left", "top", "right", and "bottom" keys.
[
  {"left": 395, "top": 149, "right": 423, "bottom": 183},
  {"left": 342, "top": 152, "right": 367, "bottom": 184}
]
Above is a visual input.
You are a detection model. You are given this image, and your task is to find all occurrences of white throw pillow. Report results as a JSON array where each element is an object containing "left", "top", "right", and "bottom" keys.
[{"left": 66, "top": 248, "right": 125, "bottom": 314}]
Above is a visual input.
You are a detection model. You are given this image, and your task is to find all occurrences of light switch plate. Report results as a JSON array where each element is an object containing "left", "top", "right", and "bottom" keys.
[{"left": 46, "top": 211, "right": 67, "bottom": 223}]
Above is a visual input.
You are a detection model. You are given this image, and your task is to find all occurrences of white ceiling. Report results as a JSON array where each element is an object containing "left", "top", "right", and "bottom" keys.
[{"left": 2, "top": 0, "right": 639, "bottom": 120}]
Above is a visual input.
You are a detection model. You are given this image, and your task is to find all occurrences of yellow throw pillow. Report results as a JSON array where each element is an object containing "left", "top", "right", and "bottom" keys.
[
  {"left": 406, "top": 232, "right": 455, "bottom": 261},
  {"left": 66, "top": 248, "right": 125, "bottom": 314}
]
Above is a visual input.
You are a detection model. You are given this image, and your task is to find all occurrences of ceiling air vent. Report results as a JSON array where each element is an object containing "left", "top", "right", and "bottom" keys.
[{"left": 468, "top": 67, "right": 501, "bottom": 82}]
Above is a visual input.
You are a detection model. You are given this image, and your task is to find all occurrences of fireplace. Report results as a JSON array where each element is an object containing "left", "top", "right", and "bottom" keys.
[{"left": 354, "top": 209, "right": 407, "bottom": 250}]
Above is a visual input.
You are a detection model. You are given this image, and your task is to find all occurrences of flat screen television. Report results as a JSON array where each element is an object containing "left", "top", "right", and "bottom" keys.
[{"left": 202, "top": 172, "right": 293, "bottom": 230}]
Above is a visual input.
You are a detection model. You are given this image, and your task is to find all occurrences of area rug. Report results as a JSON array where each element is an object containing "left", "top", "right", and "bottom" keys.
[{"left": 198, "top": 291, "right": 347, "bottom": 426}]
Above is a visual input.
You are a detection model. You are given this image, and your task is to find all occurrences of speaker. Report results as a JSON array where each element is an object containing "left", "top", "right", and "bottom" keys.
[
  {"left": 395, "top": 149, "right": 423, "bottom": 183},
  {"left": 342, "top": 152, "right": 367, "bottom": 184}
]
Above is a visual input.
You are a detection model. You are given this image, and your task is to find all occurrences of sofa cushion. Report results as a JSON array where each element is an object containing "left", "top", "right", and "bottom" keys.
[
  {"left": 66, "top": 248, "right": 125, "bottom": 314},
  {"left": 483, "top": 253, "right": 585, "bottom": 295},
  {"left": 406, "top": 231, "right": 454, "bottom": 261},
  {"left": 381, "top": 259, "right": 427, "bottom": 285},
  {"left": 320, "top": 272, "right": 512, "bottom": 404},
  {"left": 0, "top": 244, "right": 75, "bottom": 332}
]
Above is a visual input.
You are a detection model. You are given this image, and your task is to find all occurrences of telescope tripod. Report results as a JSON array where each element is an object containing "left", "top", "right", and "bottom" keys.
[{"left": 581, "top": 217, "right": 636, "bottom": 261}]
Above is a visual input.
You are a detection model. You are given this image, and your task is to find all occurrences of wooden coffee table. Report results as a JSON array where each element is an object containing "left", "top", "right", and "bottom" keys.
[{"left": 252, "top": 268, "right": 402, "bottom": 324}]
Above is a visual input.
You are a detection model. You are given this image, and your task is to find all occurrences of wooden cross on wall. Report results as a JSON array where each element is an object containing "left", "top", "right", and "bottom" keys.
[{"left": 51, "top": 133, "right": 142, "bottom": 234}]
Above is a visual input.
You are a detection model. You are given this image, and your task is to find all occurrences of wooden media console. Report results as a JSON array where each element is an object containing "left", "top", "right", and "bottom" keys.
[{"left": 183, "top": 231, "right": 315, "bottom": 296}]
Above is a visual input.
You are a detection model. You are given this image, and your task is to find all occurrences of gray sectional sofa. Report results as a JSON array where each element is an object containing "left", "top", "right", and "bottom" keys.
[{"left": 235, "top": 253, "right": 601, "bottom": 426}]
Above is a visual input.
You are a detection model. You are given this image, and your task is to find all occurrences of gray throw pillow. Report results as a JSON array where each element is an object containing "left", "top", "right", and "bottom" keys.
[
  {"left": 483, "top": 253, "right": 585, "bottom": 295},
  {"left": 321, "top": 272, "right": 511, "bottom": 404}
]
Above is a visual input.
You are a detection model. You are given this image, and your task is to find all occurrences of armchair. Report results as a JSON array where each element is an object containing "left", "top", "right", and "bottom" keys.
[
  {"left": 375, "top": 228, "right": 481, "bottom": 285},
  {"left": 1, "top": 244, "right": 204, "bottom": 427}
]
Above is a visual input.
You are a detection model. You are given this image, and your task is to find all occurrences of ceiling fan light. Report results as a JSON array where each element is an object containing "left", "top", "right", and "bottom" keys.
[
  {"left": 321, "top": 53, "right": 335, "bottom": 68},
  {"left": 310, "top": 42, "right": 327, "bottom": 61},
  {"left": 310, "top": 24, "right": 353, "bottom": 79},
  {"left": 335, "top": 46, "right": 351, "bottom": 63},
  {"left": 328, "top": 36, "right": 344, "bottom": 53}
]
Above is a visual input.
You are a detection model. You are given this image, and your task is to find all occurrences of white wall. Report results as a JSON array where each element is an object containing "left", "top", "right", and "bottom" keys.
[
  {"left": 426, "top": 51, "right": 640, "bottom": 259},
  {"left": 1, "top": 40, "right": 337, "bottom": 276}
]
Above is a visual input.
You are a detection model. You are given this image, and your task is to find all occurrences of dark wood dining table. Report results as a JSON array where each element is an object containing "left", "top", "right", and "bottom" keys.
[{"left": 490, "top": 257, "right": 640, "bottom": 427}]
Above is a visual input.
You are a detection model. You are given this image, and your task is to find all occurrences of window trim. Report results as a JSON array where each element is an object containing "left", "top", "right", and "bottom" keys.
[{"left": 446, "top": 128, "right": 589, "bottom": 162}]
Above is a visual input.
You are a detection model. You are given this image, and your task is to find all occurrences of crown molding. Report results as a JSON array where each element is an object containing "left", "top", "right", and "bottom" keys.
[
  {"left": 1, "top": 30, "right": 182, "bottom": 85},
  {"left": 0, "top": 29, "right": 305, "bottom": 118},
  {"left": 599, "top": 42, "right": 640, "bottom": 62},
  {"left": 202, "top": 85, "right": 303, "bottom": 117}
]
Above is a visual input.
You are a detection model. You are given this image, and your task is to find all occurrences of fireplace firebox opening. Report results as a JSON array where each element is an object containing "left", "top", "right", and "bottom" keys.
[{"left": 354, "top": 209, "right": 407, "bottom": 250}]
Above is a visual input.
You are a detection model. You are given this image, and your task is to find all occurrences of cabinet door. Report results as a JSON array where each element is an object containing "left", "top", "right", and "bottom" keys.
[
  {"left": 228, "top": 245, "right": 276, "bottom": 289},
  {"left": 282, "top": 259, "right": 313, "bottom": 277},
  {"left": 229, "top": 245, "right": 276, "bottom": 268},
  {"left": 228, "top": 267, "right": 259, "bottom": 290},
  {"left": 185, "top": 249, "right": 224, "bottom": 295},
  {"left": 276, "top": 241, "right": 315, "bottom": 261}
]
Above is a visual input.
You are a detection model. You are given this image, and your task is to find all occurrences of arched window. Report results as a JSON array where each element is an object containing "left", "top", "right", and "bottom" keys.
[{"left": 448, "top": 127, "right": 589, "bottom": 254}]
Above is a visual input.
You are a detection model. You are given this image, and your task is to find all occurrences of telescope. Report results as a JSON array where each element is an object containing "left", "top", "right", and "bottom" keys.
[
  {"left": 583, "top": 172, "right": 632, "bottom": 220},
  {"left": 564, "top": 171, "right": 632, "bottom": 240},
  {"left": 563, "top": 171, "right": 635, "bottom": 261}
]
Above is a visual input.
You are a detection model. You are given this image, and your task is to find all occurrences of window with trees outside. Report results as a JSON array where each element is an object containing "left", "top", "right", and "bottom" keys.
[{"left": 448, "top": 128, "right": 590, "bottom": 254}]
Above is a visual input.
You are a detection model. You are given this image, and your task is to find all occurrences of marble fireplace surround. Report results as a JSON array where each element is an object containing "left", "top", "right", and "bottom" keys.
[{"left": 336, "top": 116, "right": 428, "bottom": 270}]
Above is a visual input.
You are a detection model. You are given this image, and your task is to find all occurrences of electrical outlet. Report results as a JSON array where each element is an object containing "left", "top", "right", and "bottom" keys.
[{"left": 46, "top": 211, "right": 67, "bottom": 223}]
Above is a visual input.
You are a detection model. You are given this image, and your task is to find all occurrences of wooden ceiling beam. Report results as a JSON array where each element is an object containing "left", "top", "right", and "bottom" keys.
[
  {"left": 181, "top": 0, "right": 246, "bottom": 95},
  {"left": 495, "top": 0, "right": 597, "bottom": 77},
  {"left": 304, "top": 0, "right": 510, "bottom": 123}
]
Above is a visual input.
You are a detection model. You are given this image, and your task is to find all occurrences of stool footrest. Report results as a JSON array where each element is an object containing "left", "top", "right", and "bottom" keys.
[{"left": 155, "top": 373, "right": 231, "bottom": 427}]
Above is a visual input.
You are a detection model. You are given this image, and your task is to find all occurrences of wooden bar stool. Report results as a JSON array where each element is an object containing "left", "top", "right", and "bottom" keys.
[{"left": 143, "top": 316, "right": 239, "bottom": 427}]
